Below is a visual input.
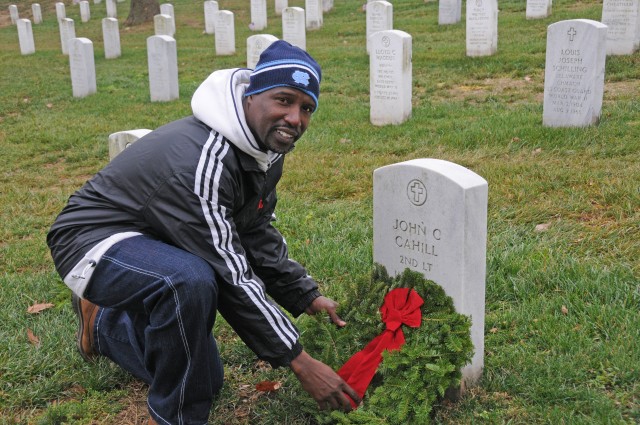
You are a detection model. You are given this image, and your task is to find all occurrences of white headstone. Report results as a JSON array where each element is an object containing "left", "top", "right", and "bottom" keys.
[
  {"left": 305, "top": 0, "right": 323, "bottom": 30},
  {"left": 282, "top": 7, "right": 306, "bottom": 50},
  {"left": 543, "top": 19, "right": 607, "bottom": 127},
  {"left": 17, "top": 19, "right": 35, "bottom": 55},
  {"left": 366, "top": 1, "right": 393, "bottom": 54},
  {"left": 32, "top": 4, "right": 42, "bottom": 24},
  {"left": 147, "top": 35, "right": 179, "bottom": 102},
  {"left": 602, "top": 0, "right": 640, "bottom": 55},
  {"left": 69, "top": 37, "right": 97, "bottom": 98},
  {"left": 439, "top": 0, "right": 462, "bottom": 25},
  {"left": 102, "top": 17, "right": 121, "bottom": 59},
  {"left": 94, "top": 0, "right": 102, "bottom": 4},
  {"left": 370, "top": 30, "right": 412, "bottom": 126},
  {"left": 247, "top": 34, "right": 278, "bottom": 69},
  {"left": 9, "top": 5, "right": 19, "bottom": 24},
  {"left": 154, "top": 14, "right": 174, "bottom": 36},
  {"left": 215, "top": 10, "right": 236, "bottom": 56},
  {"left": 275, "top": 0, "right": 287, "bottom": 16},
  {"left": 250, "top": 0, "right": 267, "bottom": 31},
  {"left": 106, "top": 0, "right": 117, "bottom": 18},
  {"left": 108, "top": 129, "right": 153, "bottom": 160},
  {"left": 204, "top": 0, "right": 219, "bottom": 35},
  {"left": 59, "top": 18, "right": 76, "bottom": 55},
  {"left": 323, "top": 0, "right": 334, "bottom": 12},
  {"left": 526, "top": 0, "right": 552, "bottom": 19},
  {"left": 80, "top": 1, "right": 91, "bottom": 23},
  {"left": 373, "top": 158, "right": 488, "bottom": 387},
  {"left": 56, "top": 2, "right": 66, "bottom": 21},
  {"left": 466, "top": 0, "right": 498, "bottom": 57},
  {"left": 160, "top": 4, "right": 176, "bottom": 36}
]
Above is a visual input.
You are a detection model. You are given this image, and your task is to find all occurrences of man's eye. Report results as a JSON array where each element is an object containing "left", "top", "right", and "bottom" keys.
[{"left": 303, "top": 105, "right": 315, "bottom": 113}]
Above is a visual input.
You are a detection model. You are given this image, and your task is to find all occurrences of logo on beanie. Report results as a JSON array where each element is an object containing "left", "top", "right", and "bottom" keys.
[{"left": 292, "top": 70, "right": 310, "bottom": 86}]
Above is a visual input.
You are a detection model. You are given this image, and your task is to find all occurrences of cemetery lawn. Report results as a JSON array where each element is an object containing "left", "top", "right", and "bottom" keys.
[{"left": 0, "top": 0, "right": 638, "bottom": 423}]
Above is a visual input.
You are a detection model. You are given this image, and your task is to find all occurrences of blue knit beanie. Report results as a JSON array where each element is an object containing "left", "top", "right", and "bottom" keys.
[{"left": 245, "top": 40, "right": 321, "bottom": 108}]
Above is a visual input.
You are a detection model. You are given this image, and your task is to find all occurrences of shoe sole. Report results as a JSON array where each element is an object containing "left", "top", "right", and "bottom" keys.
[{"left": 71, "top": 293, "right": 94, "bottom": 362}]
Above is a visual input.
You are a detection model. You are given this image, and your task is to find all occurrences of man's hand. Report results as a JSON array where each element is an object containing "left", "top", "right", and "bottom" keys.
[
  {"left": 305, "top": 296, "right": 346, "bottom": 327},
  {"left": 290, "top": 350, "right": 361, "bottom": 411}
]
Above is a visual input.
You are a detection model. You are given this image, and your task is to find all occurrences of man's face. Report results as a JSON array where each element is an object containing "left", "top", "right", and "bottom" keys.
[{"left": 244, "top": 87, "right": 316, "bottom": 154}]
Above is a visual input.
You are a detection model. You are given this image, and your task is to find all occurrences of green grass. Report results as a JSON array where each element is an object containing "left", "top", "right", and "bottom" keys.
[{"left": 1, "top": 0, "right": 639, "bottom": 423}]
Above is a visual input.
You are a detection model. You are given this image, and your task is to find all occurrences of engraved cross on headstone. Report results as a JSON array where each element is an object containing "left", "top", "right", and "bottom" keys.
[
  {"left": 409, "top": 180, "right": 425, "bottom": 203},
  {"left": 567, "top": 27, "right": 577, "bottom": 42}
]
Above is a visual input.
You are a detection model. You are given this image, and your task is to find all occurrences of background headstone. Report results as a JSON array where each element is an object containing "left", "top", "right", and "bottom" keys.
[
  {"left": 601, "top": 0, "right": 640, "bottom": 55},
  {"left": 9, "top": 5, "right": 19, "bottom": 25},
  {"left": 56, "top": 2, "right": 66, "bottom": 21},
  {"left": 439, "top": 0, "right": 462, "bottom": 25},
  {"left": 160, "top": 3, "right": 176, "bottom": 36},
  {"left": 369, "top": 30, "right": 412, "bottom": 126},
  {"left": 366, "top": 1, "right": 393, "bottom": 54},
  {"left": 147, "top": 35, "right": 179, "bottom": 102},
  {"left": 215, "top": 10, "right": 236, "bottom": 55},
  {"left": 526, "top": 0, "right": 552, "bottom": 19},
  {"left": 275, "top": 0, "right": 287, "bottom": 16},
  {"left": 204, "top": 0, "right": 218, "bottom": 35},
  {"left": 102, "top": 17, "right": 121, "bottom": 59},
  {"left": 154, "top": 14, "right": 174, "bottom": 37},
  {"left": 94, "top": 0, "right": 102, "bottom": 4},
  {"left": 108, "top": 129, "right": 152, "bottom": 160},
  {"left": 466, "top": 0, "right": 498, "bottom": 57},
  {"left": 543, "top": 19, "right": 608, "bottom": 127},
  {"left": 282, "top": 7, "right": 306, "bottom": 50},
  {"left": 373, "top": 158, "right": 488, "bottom": 387},
  {"left": 59, "top": 18, "right": 76, "bottom": 55},
  {"left": 32, "top": 3, "right": 42, "bottom": 24},
  {"left": 305, "top": 0, "right": 323, "bottom": 30},
  {"left": 246, "top": 34, "right": 278, "bottom": 69},
  {"left": 69, "top": 37, "right": 97, "bottom": 98},
  {"left": 80, "top": 1, "right": 91, "bottom": 23},
  {"left": 17, "top": 19, "right": 35, "bottom": 55},
  {"left": 323, "top": 0, "right": 333, "bottom": 12},
  {"left": 250, "top": 0, "right": 267, "bottom": 31},
  {"left": 106, "top": 0, "right": 117, "bottom": 18}
]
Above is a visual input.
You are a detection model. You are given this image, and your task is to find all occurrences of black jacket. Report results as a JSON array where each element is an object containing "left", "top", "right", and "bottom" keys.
[{"left": 48, "top": 69, "right": 321, "bottom": 367}]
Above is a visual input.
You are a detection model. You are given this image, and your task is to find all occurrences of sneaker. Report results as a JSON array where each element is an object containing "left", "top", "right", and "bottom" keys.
[{"left": 71, "top": 293, "right": 99, "bottom": 361}]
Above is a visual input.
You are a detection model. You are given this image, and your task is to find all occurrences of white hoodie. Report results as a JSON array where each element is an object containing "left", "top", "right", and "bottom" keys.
[{"left": 191, "top": 68, "right": 282, "bottom": 172}]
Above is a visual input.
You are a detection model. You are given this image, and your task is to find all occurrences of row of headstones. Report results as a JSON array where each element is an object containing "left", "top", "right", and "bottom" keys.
[
  {"left": 435, "top": 0, "right": 639, "bottom": 57},
  {"left": 366, "top": 0, "right": 639, "bottom": 127},
  {"left": 10, "top": 2, "right": 637, "bottom": 127},
  {"left": 201, "top": 4, "right": 315, "bottom": 56},
  {"left": 9, "top": 0, "right": 124, "bottom": 24},
  {"left": 368, "top": 20, "right": 619, "bottom": 128}
]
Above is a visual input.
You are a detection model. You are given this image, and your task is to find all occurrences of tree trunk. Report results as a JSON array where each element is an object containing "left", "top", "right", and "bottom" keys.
[{"left": 125, "top": 0, "right": 160, "bottom": 26}]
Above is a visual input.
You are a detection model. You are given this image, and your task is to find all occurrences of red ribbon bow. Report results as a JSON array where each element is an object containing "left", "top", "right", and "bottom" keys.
[{"left": 337, "top": 287, "right": 424, "bottom": 407}]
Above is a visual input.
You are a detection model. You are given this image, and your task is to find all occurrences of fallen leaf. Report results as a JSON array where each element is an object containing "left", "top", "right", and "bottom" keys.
[
  {"left": 27, "top": 302, "right": 55, "bottom": 314},
  {"left": 27, "top": 328, "right": 40, "bottom": 346},
  {"left": 561, "top": 305, "right": 568, "bottom": 315},
  {"left": 535, "top": 222, "right": 551, "bottom": 232},
  {"left": 532, "top": 147, "right": 542, "bottom": 155},
  {"left": 255, "top": 380, "right": 281, "bottom": 392},
  {"left": 46, "top": 103, "right": 53, "bottom": 109},
  {"left": 490, "top": 327, "right": 498, "bottom": 334},
  {"left": 524, "top": 75, "right": 532, "bottom": 82}
]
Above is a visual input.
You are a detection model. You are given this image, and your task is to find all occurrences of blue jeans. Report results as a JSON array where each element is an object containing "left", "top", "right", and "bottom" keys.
[{"left": 84, "top": 235, "right": 223, "bottom": 425}]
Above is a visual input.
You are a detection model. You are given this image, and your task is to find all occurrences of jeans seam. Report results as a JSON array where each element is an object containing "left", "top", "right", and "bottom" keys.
[{"left": 102, "top": 254, "right": 192, "bottom": 425}]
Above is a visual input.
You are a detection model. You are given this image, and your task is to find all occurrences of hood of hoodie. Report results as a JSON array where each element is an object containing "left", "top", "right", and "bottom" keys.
[{"left": 191, "top": 68, "right": 282, "bottom": 172}]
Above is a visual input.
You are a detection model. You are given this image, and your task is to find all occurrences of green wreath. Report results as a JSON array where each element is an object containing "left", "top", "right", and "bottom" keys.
[{"left": 298, "top": 265, "right": 474, "bottom": 424}]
